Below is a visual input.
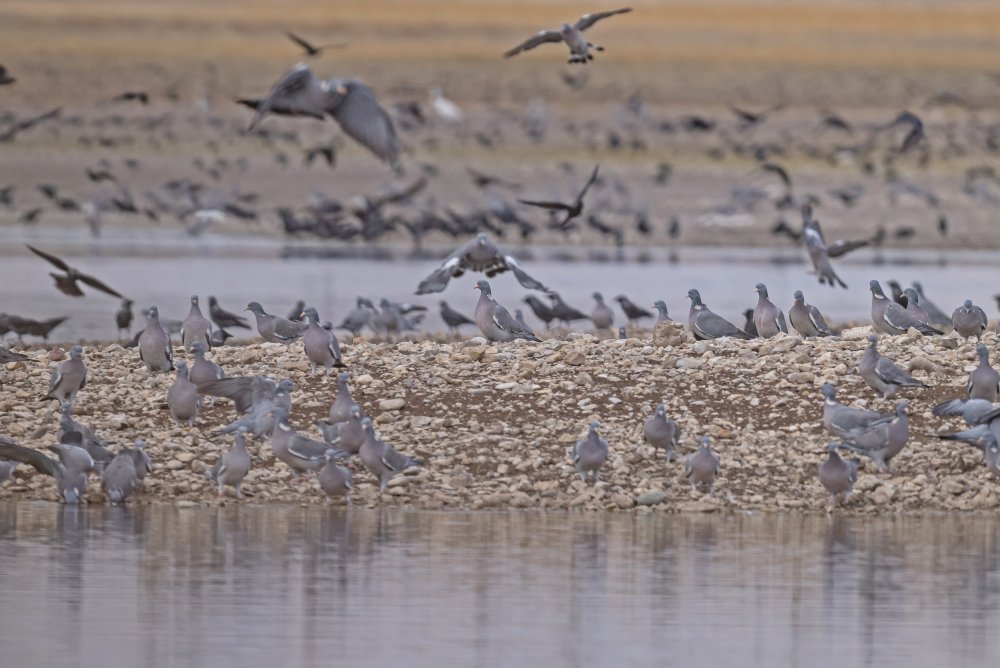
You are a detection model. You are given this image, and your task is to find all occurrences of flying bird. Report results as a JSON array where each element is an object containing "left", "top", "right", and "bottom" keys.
[
  {"left": 519, "top": 164, "right": 599, "bottom": 228},
  {"left": 25, "top": 245, "right": 125, "bottom": 299},
  {"left": 416, "top": 233, "right": 549, "bottom": 294},
  {"left": 246, "top": 63, "right": 401, "bottom": 170},
  {"left": 286, "top": 31, "right": 347, "bottom": 57},
  {"left": 503, "top": 8, "right": 632, "bottom": 64}
]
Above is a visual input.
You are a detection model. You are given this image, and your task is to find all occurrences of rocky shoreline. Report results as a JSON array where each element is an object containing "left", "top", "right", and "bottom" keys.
[{"left": 1, "top": 322, "right": 997, "bottom": 513}]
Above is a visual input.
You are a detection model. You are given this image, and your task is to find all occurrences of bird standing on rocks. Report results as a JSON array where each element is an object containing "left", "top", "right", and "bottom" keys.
[
  {"left": 208, "top": 296, "right": 250, "bottom": 331},
  {"left": 301, "top": 306, "right": 345, "bottom": 377},
  {"left": 318, "top": 450, "right": 353, "bottom": 503},
  {"left": 818, "top": 444, "right": 858, "bottom": 504},
  {"left": 652, "top": 300, "right": 672, "bottom": 325},
  {"left": 686, "top": 289, "right": 751, "bottom": 340},
  {"left": 181, "top": 295, "right": 212, "bottom": 352},
  {"left": 101, "top": 450, "right": 137, "bottom": 504},
  {"left": 189, "top": 341, "right": 224, "bottom": 388},
  {"left": 685, "top": 436, "right": 720, "bottom": 492},
  {"left": 167, "top": 361, "right": 200, "bottom": 426},
  {"left": 821, "top": 383, "right": 891, "bottom": 439},
  {"left": 44, "top": 344, "right": 87, "bottom": 402},
  {"left": 359, "top": 417, "right": 420, "bottom": 493},
  {"left": 615, "top": 295, "right": 652, "bottom": 326},
  {"left": 952, "top": 299, "right": 988, "bottom": 340},
  {"left": 271, "top": 408, "right": 348, "bottom": 477},
  {"left": 859, "top": 334, "right": 929, "bottom": 399},
  {"left": 966, "top": 344, "right": 1000, "bottom": 402},
  {"left": 205, "top": 428, "right": 252, "bottom": 499},
  {"left": 869, "top": 281, "right": 943, "bottom": 336},
  {"left": 440, "top": 301, "right": 475, "bottom": 335},
  {"left": 328, "top": 372, "right": 356, "bottom": 424},
  {"left": 643, "top": 404, "right": 679, "bottom": 461},
  {"left": 474, "top": 280, "right": 541, "bottom": 342},
  {"left": 788, "top": 290, "right": 832, "bottom": 337},
  {"left": 572, "top": 420, "right": 609, "bottom": 483},
  {"left": 115, "top": 299, "right": 134, "bottom": 339},
  {"left": 590, "top": 292, "right": 614, "bottom": 330},
  {"left": 245, "top": 301, "right": 306, "bottom": 344},
  {"left": 0, "top": 436, "right": 91, "bottom": 504},
  {"left": 752, "top": 283, "right": 787, "bottom": 338},
  {"left": 138, "top": 306, "right": 174, "bottom": 372},
  {"left": 840, "top": 400, "right": 909, "bottom": 473}
]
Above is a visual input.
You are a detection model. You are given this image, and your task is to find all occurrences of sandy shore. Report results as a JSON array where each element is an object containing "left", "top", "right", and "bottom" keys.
[{"left": 1, "top": 323, "right": 997, "bottom": 513}]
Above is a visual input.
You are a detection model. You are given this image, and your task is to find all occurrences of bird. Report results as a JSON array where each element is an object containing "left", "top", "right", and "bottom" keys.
[
  {"left": 911, "top": 282, "right": 951, "bottom": 327},
  {"left": 685, "top": 436, "right": 720, "bottom": 492},
  {"left": 547, "top": 292, "right": 590, "bottom": 326},
  {"left": 101, "top": 450, "right": 138, "bottom": 504},
  {"left": 439, "top": 301, "right": 476, "bottom": 335},
  {"left": 43, "top": 345, "right": 87, "bottom": 402},
  {"left": 0, "top": 346, "right": 31, "bottom": 363},
  {"left": 571, "top": 421, "right": 609, "bottom": 483},
  {"left": 245, "top": 302, "right": 306, "bottom": 344},
  {"left": 126, "top": 439, "right": 152, "bottom": 484},
  {"left": 0, "top": 313, "right": 68, "bottom": 343},
  {"left": 317, "top": 450, "right": 353, "bottom": 504},
  {"left": 869, "top": 281, "right": 943, "bottom": 336},
  {"left": 286, "top": 300, "right": 306, "bottom": 323},
  {"left": 752, "top": 283, "right": 787, "bottom": 338},
  {"left": 0, "top": 460, "right": 16, "bottom": 485},
  {"left": 204, "top": 377, "right": 294, "bottom": 438},
  {"left": 188, "top": 341, "right": 224, "bottom": 388},
  {"left": 0, "top": 64, "right": 15, "bottom": 86},
  {"left": 652, "top": 300, "right": 672, "bottom": 325},
  {"left": 138, "top": 306, "right": 174, "bottom": 372},
  {"left": 429, "top": 86, "right": 465, "bottom": 122},
  {"left": 885, "top": 111, "right": 925, "bottom": 153},
  {"left": 270, "top": 408, "right": 348, "bottom": 477},
  {"left": 208, "top": 296, "right": 250, "bottom": 330},
  {"left": 25, "top": 244, "right": 124, "bottom": 298},
  {"left": 821, "top": 383, "right": 892, "bottom": 439},
  {"left": 317, "top": 403, "right": 366, "bottom": 453},
  {"left": 818, "top": 444, "right": 858, "bottom": 504},
  {"left": 503, "top": 9, "right": 633, "bottom": 64},
  {"left": 247, "top": 63, "right": 401, "bottom": 169},
  {"left": 859, "top": 335, "right": 929, "bottom": 399},
  {"left": 590, "top": 292, "right": 615, "bottom": 330},
  {"left": 328, "top": 372, "right": 357, "bottom": 425},
  {"left": 523, "top": 295, "right": 557, "bottom": 329},
  {"left": 966, "top": 345, "right": 1000, "bottom": 402},
  {"left": 416, "top": 233, "right": 549, "bottom": 294},
  {"left": 686, "top": 289, "right": 751, "bottom": 340},
  {"left": 839, "top": 400, "right": 909, "bottom": 473},
  {"left": 800, "top": 204, "right": 867, "bottom": 289},
  {"left": 952, "top": 300, "right": 988, "bottom": 340},
  {"left": 115, "top": 299, "right": 134, "bottom": 339},
  {"left": 643, "top": 404, "right": 679, "bottom": 461},
  {"left": 519, "top": 164, "right": 599, "bottom": 228},
  {"left": 301, "top": 306, "right": 346, "bottom": 376},
  {"left": 358, "top": 417, "right": 420, "bottom": 493},
  {"left": 901, "top": 288, "right": 934, "bottom": 325},
  {"left": 210, "top": 329, "right": 233, "bottom": 347},
  {"left": 614, "top": 295, "right": 652, "bottom": 326},
  {"left": 788, "top": 290, "right": 833, "bottom": 337},
  {"left": 0, "top": 436, "right": 91, "bottom": 504},
  {"left": 474, "top": 280, "right": 541, "bottom": 342},
  {"left": 167, "top": 361, "right": 199, "bottom": 426},
  {"left": 285, "top": 31, "right": 345, "bottom": 57},
  {"left": 337, "top": 298, "right": 375, "bottom": 337},
  {"left": 205, "top": 428, "right": 252, "bottom": 499},
  {"left": 180, "top": 295, "right": 212, "bottom": 352}
]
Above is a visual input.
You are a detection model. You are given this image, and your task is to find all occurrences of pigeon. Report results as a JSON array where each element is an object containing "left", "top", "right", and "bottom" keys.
[
  {"left": 25, "top": 244, "right": 125, "bottom": 298},
  {"left": 210, "top": 329, "right": 233, "bottom": 347},
  {"left": 952, "top": 299, "right": 988, "bottom": 340},
  {"left": 933, "top": 397, "right": 999, "bottom": 426},
  {"left": 286, "top": 31, "right": 345, "bottom": 57},
  {"left": 474, "top": 280, "right": 541, "bottom": 342},
  {"left": 337, "top": 298, "right": 375, "bottom": 337},
  {"left": 44, "top": 344, "right": 87, "bottom": 402},
  {"left": 821, "top": 383, "right": 891, "bottom": 439},
  {"left": 902, "top": 288, "right": 934, "bottom": 325},
  {"left": 138, "top": 306, "right": 174, "bottom": 372},
  {"left": 911, "top": 282, "right": 951, "bottom": 327},
  {"left": 372, "top": 299, "right": 425, "bottom": 339},
  {"left": 286, "top": 300, "right": 306, "bottom": 323},
  {"left": 642, "top": 403, "right": 679, "bottom": 461},
  {"left": 317, "top": 450, "right": 353, "bottom": 503},
  {"left": 859, "top": 334, "right": 929, "bottom": 399},
  {"left": 115, "top": 299, "right": 134, "bottom": 339},
  {"left": 503, "top": 9, "right": 633, "bottom": 64},
  {"left": 0, "top": 460, "right": 16, "bottom": 485},
  {"left": 58, "top": 401, "right": 110, "bottom": 465},
  {"left": 547, "top": 292, "right": 590, "bottom": 326},
  {"left": 317, "top": 403, "right": 366, "bottom": 453},
  {"left": 439, "top": 301, "right": 475, "bottom": 335},
  {"left": 800, "top": 205, "right": 848, "bottom": 288},
  {"left": 885, "top": 110, "right": 925, "bottom": 153},
  {"left": 869, "top": 281, "right": 943, "bottom": 336},
  {"left": 126, "top": 439, "right": 152, "bottom": 483},
  {"left": 685, "top": 436, "right": 720, "bottom": 492},
  {"left": 967, "top": 345, "right": 1000, "bottom": 402},
  {"left": 188, "top": 341, "right": 224, "bottom": 388},
  {"left": 788, "top": 290, "right": 833, "bottom": 337},
  {"left": 652, "top": 300, "right": 672, "bottom": 324},
  {"left": 180, "top": 295, "right": 212, "bottom": 352},
  {"left": 167, "top": 361, "right": 199, "bottom": 426},
  {"left": 270, "top": 408, "right": 349, "bottom": 477},
  {"left": 416, "top": 233, "right": 549, "bottom": 294},
  {"left": 205, "top": 428, "right": 252, "bottom": 498},
  {"left": 328, "top": 372, "right": 356, "bottom": 424},
  {"left": 752, "top": 283, "right": 788, "bottom": 338},
  {"left": 590, "top": 292, "right": 614, "bottom": 330},
  {"left": 839, "top": 400, "right": 909, "bottom": 473},
  {"left": 818, "top": 444, "right": 858, "bottom": 503},
  {"left": 358, "top": 417, "right": 420, "bottom": 493},
  {"left": 245, "top": 301, "right": 306, "bottom": 344},
  {"left": 523, "top": 295, "right": 557, "bottom": 329},
  {"left": 202, "top": 376, "right": 294, "bottom": 437},
  {"left": 0, "top": 436, "right": 90, "bottom": 504},
  {"left": 571, "top": 421, "right": 609, "bottom": 483},
  {"left": 247, "top": 63, "right": 401, "bottom": 169},
  {"left": 614, "top": 295, "right": 653, "bottom": 326},
  {"left": 208, "top": 296, "right": 250, "bottom": 330},
  {"left": 686, "top": 289, "right": 751, "bottom": 340},
  {"left": 301, "top": 306, "right": 345, "bottom": 376},
  {"left": 101, "top": 450, "right": 138, "bottom": 504},
  {"left": 519, "top": 164, "right": 599, "bottom": 228}
]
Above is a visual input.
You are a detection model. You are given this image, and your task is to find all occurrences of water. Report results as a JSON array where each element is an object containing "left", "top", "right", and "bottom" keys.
[
  {"left": 0, "top": 502, "right": 998, "bottom": 667},
  {"left": 2, "top": 228, "right": 1000, "bottom": 343}
]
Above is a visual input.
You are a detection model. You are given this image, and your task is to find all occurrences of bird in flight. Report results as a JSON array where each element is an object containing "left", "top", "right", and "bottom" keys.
[
  {"left": 286, "top": 31, "right": 346, "bottom": 58},
  {"left": 519, "top": 164, "right": 600, "bottom": 228},
  {"left": 25, "top": 245, "right": 125, "bottom": 299},
  {"left": 503, "top": 8, "right": 632, "bottom": 64}
]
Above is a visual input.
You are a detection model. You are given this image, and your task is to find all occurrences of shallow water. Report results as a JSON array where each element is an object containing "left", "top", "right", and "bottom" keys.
[
  {"left": 0, "top": 503, "right": 998, "bottom": 668},
  {"left": 1, "top": 228, "right": 999, "bottom": 343}
]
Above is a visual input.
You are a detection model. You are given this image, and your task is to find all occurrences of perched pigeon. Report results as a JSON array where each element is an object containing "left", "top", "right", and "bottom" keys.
[
  {"left": 967, "top": 345, "right": 1000, "bottom": 402},
  {"left": 686, "top": 289, "right": 751, "bottom": 340},
  {"left": 911, "top": 282, "right": 951, "bottom": 327},
  {"left": 590, "top": 292, "right": 615, "bottom": 330},
  {"left": 752, "top": 283, "right": 787, "bottom": 338},
  {"left": 571, "top": 420, "right": 609, "bottom": 483},
  {"left": 317, "top": 450, "right": 353, "bottom": 503},
  {"left": 189, "top": 341, "right": 224, "bottom": 388},
  {"left": 301, "top": 306, "right": 345, "bottom": 376},
  {"left": 180, "top": 295, "right": 212, "bottom": 352},
  {"left": 789, "top": 290, "right": 833, "bottom": 337},
  {"left": 270, "top": 408, "right": 349, "bottom": 476},
  {"left": 166, "top": 361, "right": 199, "bottom": 426},
  {"left": 474, "top": 280, "right": 541, "bottom": 342},
  {"left": 138, "top": 306, "right": 174, "bottom": 372},
  {"left": 859, "top": 334, "right": 928, "bottom": 399},
  {"left": 245, "top": 302, "right": 306, "bottom": 344},
  {"left": 840, "top": 400, "right": 909, "bottom": 472},
  {"left": 642, "top": 403, "right": 679, "bottom": 461},
  {"left": 685, "top": 436, "right": 720, "bottom": 492},
  {"left": 821, "top": 383, "right": 891, "bottom": 439},
  {"left": 358, "top": 417, "right": 420, "bottom": 493},
  {"left": 205, "top": 428, "right": 252, "bottom": 498},
  {"left": 44, "top": 344, "right": 87, "bottom": 402},
  {"left": 818, "top": 444, "right": 858, "bottom": 503},
  {"left": 101, "top": 450, "right": 137, "bottom": 504},
  {"left": 317, "top": 403, "right": 366, "bottom": 453},
  {"left": 869, "top": 281, "right": 943, "bottom": 336},
  {"left": 652, "top": 300, "right": 672, "bottom": 325},
  {"left": 952, "top": 299, "right": 988, "bottom": 340},
  {"left": 328, "top": 372, "right": 356, "bottom": 424}
]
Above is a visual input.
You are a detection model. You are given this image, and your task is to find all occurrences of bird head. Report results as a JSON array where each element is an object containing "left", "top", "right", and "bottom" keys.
[
  {"left": 754, "top": 283, "right": 767, "bottom": 297},
  {"left": 338, "top": 371, "right": 350, "bottom": 383},
  {"left": 69, "top": 345, "right": 83, "bottom": 358},
  {"left": 793, "top": 290, "right": 804, "bottom": 302},
  {"left": 821, "top": 383, "right": 836, "bottom": 400},
  {"left": 245, "top": 302, "right": 264, "bottom": 314},
  {"left": 868, "top": 280, "right": 884, "bottom": 297},
  {"left": 190, "top": 295, "right": 199, "bottom": 305},
  {"left": 655, "top": 403, "right": 665, "bottom": 415},
  {"left": 350, "top": 404, "right": 363, "bottom": 420},
  {"left": 867, "top": 334, "right": 878, "bottom": 346},
  {"left": 685, "top": 289, "right": 702, "bottom": 305},
  {"left": 474, "top": 280, "right": 491, "bottom": 295},
  {"left": 964, "top": 299, "right": 974, "bottom": 309},
  {"left": 895, "top": 400, "right": 908, "bottom": 415}
]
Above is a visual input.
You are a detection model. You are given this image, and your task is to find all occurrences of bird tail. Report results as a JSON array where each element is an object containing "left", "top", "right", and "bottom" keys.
[{"left": 916, "top": 322, "right": 944, "bottom": 336}]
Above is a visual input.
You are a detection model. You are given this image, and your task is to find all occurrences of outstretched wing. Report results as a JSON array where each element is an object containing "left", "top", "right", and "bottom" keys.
[
  {"left": 501, "top": 254, "right": 549, "bottom": 292},
  {"left": 329, "top": 80, "right": 401, "bottom": 167},
  {"left": 0, "top": 438, "right": 60, "bottom": 478},
  {"left": 826, "top": 238, "right": 869, "bottom": 259},
  {"left": 574, "top": 8, "right": 633, "bottom": 32},
  {"left": 503, "top": 30, "right": 563, "bottom": 58},
  {"left": 248, "top": 63, "right": 318, "bottom": 131},
  {"left": 286, "top": 31, "right": 318, "bottom": 54},
  {"left": 76, "top": 272, "right": 124, "bottom": 298},
  {"left": 518, "top": 198, "right": 572, "bottom": 211},
  {"left": 26, "top": 244, "right": 71, "bottom": 272},
  {"left": 576, "top": 164, "right": 600, "bottom": 202}
]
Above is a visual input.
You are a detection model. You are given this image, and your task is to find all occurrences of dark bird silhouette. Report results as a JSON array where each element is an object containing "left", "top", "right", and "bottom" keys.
[
  {"left": 466, "top": 167, "right": 520, "bottom": 190},
  {"left": 885, "top": 111, "right": 925, "bottom": 154},
  {"left": 0, "top": 64, "right": 15, "bottom": 86},
  {"left": 304, "top": 142, "right": 336, "bottom": 168},
  {"left": 286, "top": 31, "right": 346, "bottom": 57},
  {"left": 0, "top": 107, "right": 61, "bottom": 143},
  {"left": 25, "top": 245, "right": 124, "bottom": 299},
  {"left": 519, "top": 164, "right": 599, "bottom": 228},
  {"left": 111, "top": 91, "right": 149, "bottom": 105}
]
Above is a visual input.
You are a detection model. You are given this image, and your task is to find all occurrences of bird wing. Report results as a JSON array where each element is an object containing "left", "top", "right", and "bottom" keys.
[
  {"left": 286, "top": 31, "right": 318, "bottom": 54},
  {"left": 807, "top": 305, "right": 831, "bottom": 334},
  {"left": 329, "top": 80, "right": 401, "bottom": 167},
  {"left": 501, "top": 254, "right": 549, "bottom": 292},
  {"left": 75, "top": 272, "right": 124, "bottom": 298},
  {"left": 761, "top": 162, "right": 791, "bottom": 188},
  {"left": 0, "top": 439, "right": 60, "bottom": 478},
  {"left": 576, "top": 164, "right": 600, "bottom": 203},
  {"left": 826, "top": 238, "right": 870, "bottom": 259},
  {"left": 25, "top": 244, "right": 71, "bottom": 272},
  {"left": 503, "top": 30, "right": 563, "bottom": 57},
  {"left": 248, "top": 63, "right": 317, "bottom": 131},
  {"left": 236, "top": 97, "right": 325, "bottom": 121},
  {"left": 271, "top": 317, "right": 307, "bottom": 341},
  {"left": 574, "top": 8, "right": 633, "bottom": 31},
  {"left": 881, "top": 303, "right": 914, "bottom": 331},
  {"left": 287, "top": 434, "right": 330, "bottom": 462},
  {"left": 874, "top": 357, "right": 921, "bottom": 386},
  {"left": 518, "top": 198, "right": 571, "bottom": 211},
  {"left": 199, "top": 376, "right": 273, "bottom": 414}
]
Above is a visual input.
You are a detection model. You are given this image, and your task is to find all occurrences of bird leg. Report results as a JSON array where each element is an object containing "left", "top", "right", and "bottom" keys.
[{"left": 588, "top": 42, "right": 605, "bottom": 52}]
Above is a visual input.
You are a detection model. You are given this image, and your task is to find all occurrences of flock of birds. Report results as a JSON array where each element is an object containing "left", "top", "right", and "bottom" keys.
[{"left": 2, "top": 8, "right": 1000, "bottom": 506}]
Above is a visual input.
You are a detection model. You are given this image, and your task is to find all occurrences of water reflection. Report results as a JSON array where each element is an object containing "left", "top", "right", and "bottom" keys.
[{"left": 0, "top": 504, "right": 998, "bottom": 667}]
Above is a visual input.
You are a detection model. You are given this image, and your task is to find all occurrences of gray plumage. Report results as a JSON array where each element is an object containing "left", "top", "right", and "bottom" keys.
[
  {"left": 337, "top": 298, "right": 374, "bottom": 337},
  {"left": 652, "top": 300, "right": 672, "bottom": 324},
  {"left": 858, "top": 334, "right": 929, "bottom": 399},
  {"left": 208, "top": 296, "right": 250, "bottom": 330},
  {"left": 318, "top": 450, "right": 353, "bottom": 503},
  {"left": 789, "top": 290, "right": 833, "bottom": 337},
  {"left": 686, "top": 289, "right": 750, "bottom": 340},
  {"left": 245, "top": 301, "right": 306, "bottom": 344},
  {"left": 205, "top": 429, "right": 252, "bottom": 498},
  {"left": 952, "top": 299, "right": 988, "bottom": 340},
  {"left": 902, "top": 288, "right": 933, "bottom": 324},
  {"left": 44, "top": 344, "right": 86, "bottom": 402},
  {"left": 821, "top": 383, "right": 892, "bottom": 439},
  {"left": 204, "top": 376, "right": 294, "bottom": 438},
  {"left": 358, "top": 417, "right": 420, "bottom": 493},
  {"left": 101, "top": 451, "right": 137, "bottom": 504},
  {"left": 328, "top": 372, "right": 356, "bottom": 424},
  {"left": 189, "top": 341, "right": 224, "bottom": 387},
  {"left": 933, "top": 397, "right": 998, "bottom": 425},
  {"left": 270, "top": 408, "right": 349, "bottom": 476},
  {"left": 869, "top": 281, "right": 943, "bottom": 336},
  {"left": 967, "top": 345, "right": 1000, "bottom": 402},
  {"left": 752, "top": 283, "right": 787, "bottom": 338},
  {"left": 318, "top": 403, "right": 365, "bottom": 453},
  {"left": 0, "top": 436, "right": 89, "bottom": 504},
  {"left": 801, "top": 205, "right": 848, "bottom": 288},
  {"left": 474, "top": 280, "right": 541, "bottom": 342},
  {"left": 911, "top": 282, "right": 951, "bottom": 326},
  {"left": 417, "top": 233, "right": 549, "bottom": 294},
  {"left": 0, "top": 460, "right": 15, "bottom": 485},
  {"left": 371, "top": 299, "right": 424, "bottom": 338},
  {"left": 818, "top": 444, "right": 858, "bottom": 503},
  {"left": 166, "top": 361, "right": 199, "bottom": 426},
  {"left": 440, "top": 300, "right": 475, "bottom": 334},
  {"left": 301, "top": 306, "right": 345, "bottom": 376},
  {"left": 590, "top": 292, "right": 614, "bottom": 329},
  {"left": 180, "top": 295, "right": 212, "bottom": 352},
  {"left": 572, "top": 420, "right": 609, "bottom": 483},
  {"left": 138, "top": 306, "right": 174, "bottom": 372},
  {"left": 126, "top": 439, "right": 152, "bottom": 483},
  {"left": 643, "top": 403, "right": 679, "bottom": 461},
  {"left": 685, "top": 436, "right": 720, "bottom": 492},
  {"left": 840, "top": 400, "right": 909, "bottom": 472},
  {"left": 502, "top": 9, "right": 633, "bottom": 63}
]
